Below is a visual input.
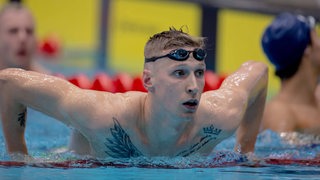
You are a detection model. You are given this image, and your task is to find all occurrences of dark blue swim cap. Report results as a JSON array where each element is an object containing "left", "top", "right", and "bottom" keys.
[{"left": 261, "top": 13, "right": 314, "bottom": 77}]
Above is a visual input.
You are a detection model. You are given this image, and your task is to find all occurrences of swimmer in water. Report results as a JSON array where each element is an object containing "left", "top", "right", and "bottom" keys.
[
  {"left": 0, "top": 2, "right": 48, "bottom": 73},
  {"left": 0, "top": 27, "right": 268, "bottom": 159},
  {"left": 260, "top": 12, "right": 320, "bottom": 136}
]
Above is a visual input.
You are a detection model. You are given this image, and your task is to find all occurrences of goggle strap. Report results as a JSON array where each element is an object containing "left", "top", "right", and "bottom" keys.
[
  {"left": 145, "top": 48, "right": 206, "bottom": 62},
  {"left": 145, "top": 54, "right": 169, "bottom": 62}
]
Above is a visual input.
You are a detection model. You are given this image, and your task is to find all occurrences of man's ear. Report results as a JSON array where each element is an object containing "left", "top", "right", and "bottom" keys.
[
  {"left": 304, "top": 44, "right": 312, "bottom": 57},
  {"left": 143, "top": 69, "right": 154, "bottom": 92},
  {"left": 304, "top": 29, "right": 317, "bottom": 56}
]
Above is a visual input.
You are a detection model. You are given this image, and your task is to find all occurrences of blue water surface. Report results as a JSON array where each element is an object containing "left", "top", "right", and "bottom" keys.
[{"left": 1, "top": 109, "right": 320, "bottom": 180}]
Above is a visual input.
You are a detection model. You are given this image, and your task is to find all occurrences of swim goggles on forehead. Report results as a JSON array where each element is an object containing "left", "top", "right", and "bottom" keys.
[{"left": 145, "top": 48, "right": 207, "bottom": 63}]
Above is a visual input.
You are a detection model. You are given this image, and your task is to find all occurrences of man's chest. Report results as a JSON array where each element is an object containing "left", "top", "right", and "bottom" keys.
[{"left": 89, "top": 118, "right": 225, "bottom": 158}]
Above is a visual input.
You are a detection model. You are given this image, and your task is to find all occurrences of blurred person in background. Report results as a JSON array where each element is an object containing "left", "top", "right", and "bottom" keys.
[
  {"left": 260, "top": 12, "right": 320, "bottom": 139},
  {"left": 0, "top": 1, "right": 48, "bottom": 73}
]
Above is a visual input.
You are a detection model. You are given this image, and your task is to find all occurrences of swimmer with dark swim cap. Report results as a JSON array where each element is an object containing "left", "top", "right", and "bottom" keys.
[
  {"left": 260, "top": 12, "right": 320, "bottom": 136},
  {"left": 261, "top": 12, "right": 316, "bottom": 79}
]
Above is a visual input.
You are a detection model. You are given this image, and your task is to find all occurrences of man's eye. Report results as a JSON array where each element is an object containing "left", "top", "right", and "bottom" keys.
[
  {"left": 8, "top": 28, "right": 18, "bottom": 35},
  {"left": 173, "top": 70, "right": 186, "bottom": 77},
  {"left": 26, "top": 28, "right": 34, "bottom": 36},
  {"left": 195, "top": 70, "right": 204, "bottom": 77}
]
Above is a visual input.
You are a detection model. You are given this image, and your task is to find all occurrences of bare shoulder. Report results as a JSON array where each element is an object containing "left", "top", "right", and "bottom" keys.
[
  {"left": 103, "top": 91, "right": 147, "bottom": 114},
  {"left": 261, "top": 98, "right": 296, "bottom": 132},
  {"left": 198, "top": 61, "right": 268, "bottom": 133},
  {"left": 69, "top": 90, "right": 147, "bottom": 128},
  {"left": 198, "top": 89, "right": 246, "bottom": 132},
  {"left": 117, "top": 91, "right": 147, "bottom": 124}
]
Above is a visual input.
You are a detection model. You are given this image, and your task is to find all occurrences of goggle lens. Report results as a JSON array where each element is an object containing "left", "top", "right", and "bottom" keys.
[{"left": 145, "top": 48, "right": 207, "bottom": 62}]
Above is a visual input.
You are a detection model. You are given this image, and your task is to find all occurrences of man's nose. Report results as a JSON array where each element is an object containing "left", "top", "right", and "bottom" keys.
[
  {"left": 18, "top": 30, "right": 28, "bottom": 42},
  {"left": 186, "top": 75, "right": 199, "bottom": 95}
]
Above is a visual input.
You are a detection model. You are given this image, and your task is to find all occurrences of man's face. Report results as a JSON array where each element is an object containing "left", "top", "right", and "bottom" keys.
[
  {"left": 0, "top": 9, "right": 36, "bottom": 69},
  {"left": 151, "top": 47, "right": 206, "bottom": 118}
]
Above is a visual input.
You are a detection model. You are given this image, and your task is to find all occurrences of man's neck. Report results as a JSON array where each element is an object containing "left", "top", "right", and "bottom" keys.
[
  {"left": 280, "top": 65, "right": 318, "bottom": 105},
  {"left": 0, "top": 60, "right": 8, "bottom": 70},
  {"left": 0, "top": 61, "right": 31, "bottom": 71},
  {"left": 142, "top": 94, "right": 193, "bottom": 155}
]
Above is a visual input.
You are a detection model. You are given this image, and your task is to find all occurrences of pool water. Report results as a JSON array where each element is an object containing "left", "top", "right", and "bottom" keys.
[{"left": 1, "top": 109, "right": 320, "bottom": 180}]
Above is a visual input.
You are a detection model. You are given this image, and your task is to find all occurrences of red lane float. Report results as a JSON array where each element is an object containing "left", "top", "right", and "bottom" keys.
[
  {"left": 131, "top": 76, "right": 147, "bottom": 92},
  {"left": 67, "top": 74, "right": 92, "bottom": 89},
  {"left": 112, "top": 73, "right": 133, "bottom": 93},
  {"left": 203, "top": 70, "right": 220, "bottom": 92},
  {"left": 4, "top": 157, "right": 320, "bottom": 169},
  {"left": 61, "top": 71, "right": 226, "bottom": 92},
  {"left": 218, "top": 74, "right": 227, "bottom": 88},
  {"left": 91, "top": 73, "right": 116, "bottom": 92},
  {"left": 39, "top": 34, "right": 61, "bottom": 58}
]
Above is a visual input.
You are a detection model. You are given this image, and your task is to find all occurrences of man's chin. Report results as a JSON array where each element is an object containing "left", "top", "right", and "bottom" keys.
[
  {"left": 12, "top": 61, "right": 30, "bottom": 69},
  {"left": 180, "top": 109, "right": 198, "bottom": 119},
  {"left": 183, "top": 105, "right": 198, "bottom": 113}
]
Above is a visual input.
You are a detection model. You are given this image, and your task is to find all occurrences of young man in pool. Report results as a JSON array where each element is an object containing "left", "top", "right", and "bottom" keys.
[
  {"left": 0, "top": 2, "right": 47, "bottom": 73},
  {"left": 260, "top": 13, "right": 320, "bottom": 135},
  {"left": 0, "top": 27, "right": 268, "bottom": 159}
]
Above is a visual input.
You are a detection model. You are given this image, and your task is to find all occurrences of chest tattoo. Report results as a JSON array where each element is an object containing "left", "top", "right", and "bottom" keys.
[
  {"left": 176, "top": 124, "right": 222, "bottom": 157},
  {"left": 17, "top": 108, "right": 27, "bottom": 127},
  {"left": 104, "top": 117, "right": 143, "bottom": 158}
]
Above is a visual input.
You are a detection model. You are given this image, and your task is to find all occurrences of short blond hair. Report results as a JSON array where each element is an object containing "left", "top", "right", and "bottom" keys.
[{"left": 144, "top": 27, "right": 206, "bottom": 61}]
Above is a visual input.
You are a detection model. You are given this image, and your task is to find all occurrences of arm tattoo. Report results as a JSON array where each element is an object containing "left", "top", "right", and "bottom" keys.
[
  {"left": 104, "top": 117, "right": 143, "bottom": 158},
  {"left": 203, "top": 125, "right": 222, "bottom": 135},
  {"left": 176, "top": 124, "right": 222, "bottom": 157},
  {"left": 17, "top": 108, "right": 27, "bottom": 127}
]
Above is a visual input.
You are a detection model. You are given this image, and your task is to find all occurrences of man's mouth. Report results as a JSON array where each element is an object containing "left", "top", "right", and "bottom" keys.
[
  {"left": 182, "top": 99, "right": 199, "bottom": 110},
  {"left": 17, "top": 49, "right": 27, "bottom": 57}
]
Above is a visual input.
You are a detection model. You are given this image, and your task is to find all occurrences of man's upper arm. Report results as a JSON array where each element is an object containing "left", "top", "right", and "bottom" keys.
[
  {"left": 0, "top": 68, "right": 85, "bottom": 125},
  {"left": 201, "top": 89, "right": 248, "bottom": 133},
  {"left": 220, "top": 61, "right": 268, "bottom": 101},
  {"left": 201, "top": 61, "right": 268, "bottom": 132}
]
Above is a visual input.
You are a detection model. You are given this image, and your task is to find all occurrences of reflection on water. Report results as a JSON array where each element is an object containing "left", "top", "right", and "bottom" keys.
[
  {"left": 2, "top": 111, "right": 320, "bottom": 179},
  {"left": 1, "top": 110, "right": 320, "bottom": 169},
  {"left": 279, "top": 132, "right": 320, "bottom": 146}
]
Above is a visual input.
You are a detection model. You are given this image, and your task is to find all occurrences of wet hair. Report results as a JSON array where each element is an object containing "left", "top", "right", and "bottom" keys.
[
  {"left": 0, "top": 2, "right": 26, "bottom": 17},
  {"left": 144, "top": 27, "right": 206, "bottom": 61}
]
